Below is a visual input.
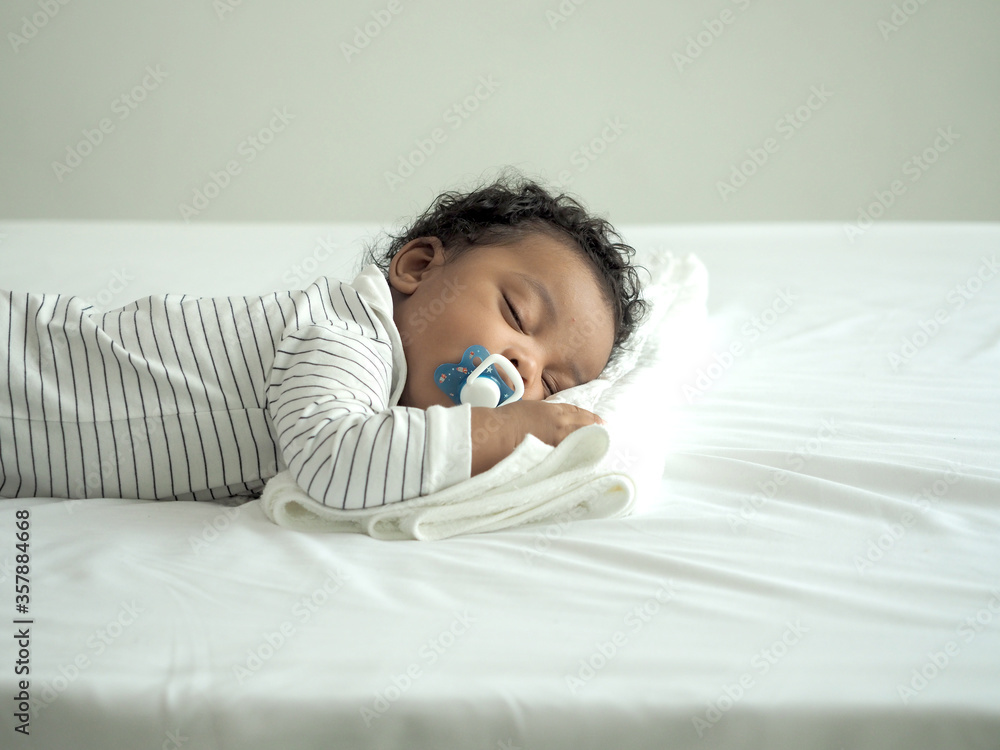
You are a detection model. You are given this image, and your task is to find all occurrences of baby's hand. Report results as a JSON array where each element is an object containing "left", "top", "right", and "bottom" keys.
[
  {"left": 503, "top": 400, "right": 605, "bottom": 447},
  {"left": 469, "top": 401, "right": 604, "bottom": 476}
]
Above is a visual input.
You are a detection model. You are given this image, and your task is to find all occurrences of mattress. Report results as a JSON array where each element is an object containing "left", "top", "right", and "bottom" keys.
[{"left": 2, "top": 221, "right": 998, "bottom": 749}]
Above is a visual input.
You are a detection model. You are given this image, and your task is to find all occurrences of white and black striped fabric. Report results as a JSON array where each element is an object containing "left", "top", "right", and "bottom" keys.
[{"left": 0, "top": 266, "right": 471, "bottom": 507}]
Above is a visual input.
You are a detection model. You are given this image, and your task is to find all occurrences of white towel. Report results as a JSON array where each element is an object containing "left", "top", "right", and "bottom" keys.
[
  {"left": 260, "top": 250, "right": 709, "bottom": 539},
  {"left": 262, "top": 424, "right": 631, "bottom": 540}
]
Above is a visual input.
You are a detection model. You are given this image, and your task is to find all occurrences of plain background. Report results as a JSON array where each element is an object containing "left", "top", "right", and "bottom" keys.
[{"left": 1, "top": 0, "right": 998, "bottom": 225}]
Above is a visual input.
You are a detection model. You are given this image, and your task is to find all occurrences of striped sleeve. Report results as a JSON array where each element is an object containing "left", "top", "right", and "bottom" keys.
[
  {"left": 0, "top": 288, "right": 281, "bottom": 501},
  {"left": 264, "top": 317, "right": 472, "bottom": 510}
]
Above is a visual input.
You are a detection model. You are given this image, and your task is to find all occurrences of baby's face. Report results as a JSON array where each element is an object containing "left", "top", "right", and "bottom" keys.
[{"left": 389, "top": 232, "right": 615, "bottom": 410}]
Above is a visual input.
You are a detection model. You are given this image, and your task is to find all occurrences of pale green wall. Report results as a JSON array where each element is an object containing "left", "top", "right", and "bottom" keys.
[{"left": 1, "top": 0, "right": 997, "bottom": 223}]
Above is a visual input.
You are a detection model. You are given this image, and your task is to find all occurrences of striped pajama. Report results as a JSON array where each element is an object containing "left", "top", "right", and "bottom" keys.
[{"left": 0, "top": 266, "right": 471, "bottom": 507}]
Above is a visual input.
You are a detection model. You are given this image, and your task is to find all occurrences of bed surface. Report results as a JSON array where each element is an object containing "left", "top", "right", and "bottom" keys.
[{"left": 2, "top": 221, "right": 998, "bottom": 749}]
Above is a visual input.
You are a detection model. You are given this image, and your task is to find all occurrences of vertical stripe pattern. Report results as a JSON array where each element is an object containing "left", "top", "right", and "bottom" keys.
[{"left": 0, "top": 268, "right": 472, "bottom": 505}]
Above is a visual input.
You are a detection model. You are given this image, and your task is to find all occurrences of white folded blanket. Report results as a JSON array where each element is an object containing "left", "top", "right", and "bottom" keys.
[
  {"left": 262, "top": 425, "right": 631, "bottom": 540},
  {"left": 261, "top": 250, "right": 709, "bottom": 540}
]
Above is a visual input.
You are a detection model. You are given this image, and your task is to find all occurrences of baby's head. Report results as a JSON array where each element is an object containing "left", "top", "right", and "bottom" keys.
[{"left": 365, "top": 172, "right": 647, "bottom": 409}]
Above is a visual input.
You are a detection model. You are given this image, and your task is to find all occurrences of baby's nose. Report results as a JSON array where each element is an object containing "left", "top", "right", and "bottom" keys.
[{"left": 505, "top": 351, "right": 539, "bottom": 390}]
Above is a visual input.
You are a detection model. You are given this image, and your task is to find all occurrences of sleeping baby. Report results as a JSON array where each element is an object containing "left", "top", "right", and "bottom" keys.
[{"left": 0, "top": 172, "right": 646, "bottom": 508}]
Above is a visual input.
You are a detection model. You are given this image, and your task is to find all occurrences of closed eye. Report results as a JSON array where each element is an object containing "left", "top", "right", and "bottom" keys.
[
  {"left": 504, "top": 292, "right": 555, "bottom": 396},
  {"left": 503, "top": 293, "right": 524, "bottom": 332}
]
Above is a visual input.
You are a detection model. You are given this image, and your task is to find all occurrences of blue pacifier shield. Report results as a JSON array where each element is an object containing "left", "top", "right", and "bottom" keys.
[{"left": 434, "top": 345, "right": 516, "bottom": 406}]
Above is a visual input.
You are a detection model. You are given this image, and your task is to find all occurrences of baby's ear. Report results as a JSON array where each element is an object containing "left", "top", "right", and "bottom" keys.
[{"left": 388, "top": 236, "right": 447, "bottom": 294}]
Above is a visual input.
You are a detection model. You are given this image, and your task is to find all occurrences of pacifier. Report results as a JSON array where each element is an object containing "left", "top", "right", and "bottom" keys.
[{"left": 434, "top": 345, "right": 525, "bottom": 408}]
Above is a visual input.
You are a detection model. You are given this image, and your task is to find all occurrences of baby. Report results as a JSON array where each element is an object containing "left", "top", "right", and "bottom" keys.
[{"left": 0, "top": 173, "right": 645, "bottom": 508}]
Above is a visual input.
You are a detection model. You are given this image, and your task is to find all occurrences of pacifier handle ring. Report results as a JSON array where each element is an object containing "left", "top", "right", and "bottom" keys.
[{"left": 468, "top": 353, "right": 525, "bottom": 404}]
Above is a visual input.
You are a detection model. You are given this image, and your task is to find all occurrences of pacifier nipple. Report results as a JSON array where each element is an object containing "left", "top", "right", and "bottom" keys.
[{"left": 434, "top": 345, "right": 525, "bottom": 408}]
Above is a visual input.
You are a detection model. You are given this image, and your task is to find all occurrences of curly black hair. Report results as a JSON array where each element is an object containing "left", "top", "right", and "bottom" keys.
[{"left": 363, "top": 169, "right": 648, "bottom": 360}]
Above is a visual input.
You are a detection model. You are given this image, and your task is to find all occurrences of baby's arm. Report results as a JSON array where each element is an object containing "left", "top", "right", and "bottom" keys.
[
  {"left": 469, "top": 401, "right": 604, "bottom": 476},
  {"left": 266, "top": 321, "right": 471, "bottom": 509}
]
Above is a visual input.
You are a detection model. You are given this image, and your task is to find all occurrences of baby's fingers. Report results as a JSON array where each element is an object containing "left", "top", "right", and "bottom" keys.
[
  {"left": 547, "top": 403, "right": 605, "bottom": 442},
  {"left": 568, "top": 404, "right": 604, "bottom": 426}
]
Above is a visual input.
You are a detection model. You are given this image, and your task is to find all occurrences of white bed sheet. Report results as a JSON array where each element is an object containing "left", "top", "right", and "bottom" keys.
[{"left": 1, "top": 221, "right": 998, "bottom": 750}]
